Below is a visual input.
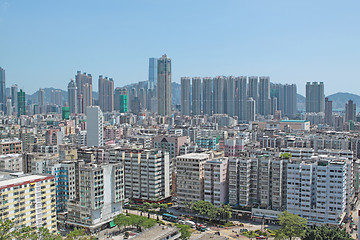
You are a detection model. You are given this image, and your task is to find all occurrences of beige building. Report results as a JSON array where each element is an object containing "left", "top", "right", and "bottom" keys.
[{"left": 0, "top": 139, "right": 22, "bottom": 155}]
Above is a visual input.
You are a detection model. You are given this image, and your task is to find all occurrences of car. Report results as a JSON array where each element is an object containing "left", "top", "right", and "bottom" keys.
[
  {"left": 256, "top": 236, "right": 267, "bottom": 239},
  {"left": 178, "top": 220, "right": 185, "bottom": 224}
]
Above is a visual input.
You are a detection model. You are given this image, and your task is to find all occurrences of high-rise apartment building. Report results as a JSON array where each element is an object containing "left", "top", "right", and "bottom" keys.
[
  {"left": 306, "top": 82, "right": 324, "bottom": 113},
  {"left": 345, "top": 100, "right": 356, "bottom": 122},
  {"left": 157, "top": 54, "right": 172, "bottom": 116},
  {"left": 279, "top": 84, "right": 297, "bottom": 117},
  {"left": 38, "top": 88, "right": 44, "bottom": 106},
  {"left": 114, "top": 87, "right": 128, "bottom": 113},
  {"left": 55, "top": 90, "right": 62, "bottom": 106},
  {"left": 192, "top": 77, "right": 202, "bottom": 115},
  {"left": 148, "top": 57, "right": 158, "bottom": 89},
  {"left": 176, "top": 153, "right": 210, "bottom": 207},
  {"left": 181, "top": 77, "right": 191, "bottom": 116},
  {"left": 324, "top": 97, "right": 333, "bottom": 125},
  {"left": 259, "top": 76, "right": 271, "bottom": 116},
  {"left": 0, "top": 67, "right": 5, "bottom": 110},
  {"left": 204, "top": 157, "right": 229, "bottom": 207},
  {"left": 11, "top": 84, "right": 18, "bottom": 111},
  {"left": 0, "top": 171, "right": 57, "bottom": 233},
  {"left": 213, "top": 76, "right": 225, "bottom": 114},
  {"left": 236, "top": 76, "right": 247, "bottom": 121},
  {"left": 66, "top": 161, "right": 124, "bottom": 231},
  {"left": 248, "top": 77, "right": 258, "bottom": 113},
  {"left": 86, "top": 106, "right": 104, "bottom": 147},
  {"left": 98, "top": 75, "right": 114, "bottom": 112},
  {"left": 226, "top": 77, "right": 236, "bottom": 117},
  {"left": 121, "top": 149, "right": 171, "bottom": 201},
  {"left": 75, "top": 71, "right": 93, "bottom": 114},
  {"left": 247, "top": 97, "right": 256, "bottom": 122},
  {"left": 203, "top": 77, "right": 213, "bottom": 115},
  {"left": 17, "top": 89, "right": 26, "bottom": 116},
  {"left": 67, "top": 79, "right": 77, "bottom": 114}
]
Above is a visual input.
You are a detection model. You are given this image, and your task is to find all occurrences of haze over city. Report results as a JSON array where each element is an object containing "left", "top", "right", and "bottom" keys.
[{"left": 0, "top": 0, "right": 359, "bottom": 95}]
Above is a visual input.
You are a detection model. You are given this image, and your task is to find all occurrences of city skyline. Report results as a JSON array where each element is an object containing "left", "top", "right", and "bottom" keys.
[{"left": 0, "top": 1, "right": 359, "bottom": 95}]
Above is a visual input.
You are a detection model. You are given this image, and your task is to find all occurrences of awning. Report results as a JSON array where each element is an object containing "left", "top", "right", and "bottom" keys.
[{"left": 109, "top": 221, "right": 116, "bottom": 228}]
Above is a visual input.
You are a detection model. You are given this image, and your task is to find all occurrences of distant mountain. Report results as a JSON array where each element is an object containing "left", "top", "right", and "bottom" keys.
[
  {"left": 297, "top": 94, "right": 305, "bottom": 111},
  {"left": 26, "top": 88, "right": 67, "bottom": 105},
  {"left": 327, "top": 92, "right": 360, "bottom": 111}
]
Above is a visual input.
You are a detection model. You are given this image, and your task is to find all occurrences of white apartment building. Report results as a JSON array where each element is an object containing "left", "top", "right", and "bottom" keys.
[
  {"left": 86, "top": 106, "right": 104, "bottom": 147},
  {"left": 66, "top": 162, "right": 124, "bottom": 232},
  {"left": 176, "top": 153, "right": 210, "bottom": 207},
  {"left": 287, "top": 157, "right": 349, "bottom": 225},
  {"left": 120, "top": 149, "right": 171, "bottom": 201},
  {"left": 204, "top": 157, "right": 228, "bottom": 207},
  {"left": 0, "top": 154, "right": 23, "bottom": 172}
]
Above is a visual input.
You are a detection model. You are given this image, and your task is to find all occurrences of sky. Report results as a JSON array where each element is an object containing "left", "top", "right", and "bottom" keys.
[{"left": 0, "top": 0, "right": 359, "bottom": 95}]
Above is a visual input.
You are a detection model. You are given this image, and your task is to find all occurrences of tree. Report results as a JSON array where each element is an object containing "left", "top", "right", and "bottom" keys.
[
  {"left": 303, "top": 225, "right": 352, "bottom": 240},
  {"left": 220, "top": 204, "right": 232, "bottom": 221},
  {"left": 0, "top": 219, "right": 17, "bottom": 240},
  {"left": 65, "top": 228, "right": 95, "bottom": 240},
  {"left": 275, "top": 211, "right": 307, "bottom": 240},
  {"left": 176, "top": 224, "right": 191, "bottom": 240},
  {"left": 192, "top": 201, "right": 216, "bottom": 217},
  {"left": 19, "top": 227, "right": 62, "bottom": 240}
]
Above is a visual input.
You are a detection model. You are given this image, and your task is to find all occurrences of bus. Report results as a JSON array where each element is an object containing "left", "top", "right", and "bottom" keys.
[{"left": 162, "top": 213, "right": 179, "bottom": 222}]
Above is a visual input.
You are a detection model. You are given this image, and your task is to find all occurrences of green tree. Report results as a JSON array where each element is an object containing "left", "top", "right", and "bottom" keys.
[
  {"left": 220, "top": 204, "right": 232, "bottom": 221},
  {"left": 192, "top": 201, "right": 215, "bottom": 217},
  {"left": 303, "top": 225, "right": 352, "bottom": 240},
  {"left": 65, "top": 228, "right": 95, "bottom": 240},
  {"left": 275, "top": 211, "right": 307, "bottom": 240},
  {"left": 176, "top": 224, "right": 191, "bottom": 240},
  {"left": 0, "top": 219, "right": 22, "bottom": 240},
  {"left": 19, "top": 227, "right": 62, "bottom": 240}
]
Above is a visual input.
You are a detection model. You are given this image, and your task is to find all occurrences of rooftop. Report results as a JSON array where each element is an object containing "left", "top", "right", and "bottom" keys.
[
  {"left": 0, "top": 171, "right": 53, "bottom": 189},
  {"left": 281, "top": 120, "right": 308, "bottom": 123},
  {"left": 132, "top": 225, "right": 179, "bottom": 240}
]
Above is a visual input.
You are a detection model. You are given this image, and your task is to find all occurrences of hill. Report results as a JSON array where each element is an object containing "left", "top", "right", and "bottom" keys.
[{"left": 327, "top": 92, "right": 360, "bottom": 111}]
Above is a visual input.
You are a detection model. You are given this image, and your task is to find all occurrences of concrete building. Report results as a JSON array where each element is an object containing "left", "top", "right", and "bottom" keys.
[
  {"left": 121, "top": 149, "right": 170, "bottom": 201},
  {"left": 86, "top": 106, "right": 104, "bottom": 147},
  {"left": 66, "top": 162, "right": 124, "bottom": 232},
  {"left": 0, "top": 154, "right": 23, "bottom": 172},
  {"left": 259, "top": 76, "right": 271, "bottom": 116},
  {"left": 67, "top": 79, "right": 77, "bottom": 114},
  {"left": 0, "top": 139, "right": 22, "bottom": 154},
  {"left": 153, "top": 135, "right": 189, "bottom": 159},
  {"left": 236, "top": 76, "right": 247, "bottom": 121},
  {"left": 324, "top": 97, "right": 333, "bottom": 125},
  {"left": 306, "top": 82, "right": 324, "bottom": 113},
  {"left": 98, "top": 75, "right": 114, "bottom": 112},
  {"left": 225, "top": 76, "right": 236, "bottom": 117},
  {"left": 192, "top": 77, "right": 202, "bottom": 115},
  {"left": 279, "top": 84, "right": 297, "bottom": 118},
  {"left": 132, "top": 225, "right": 181, "bottom": 240},
  {"left": 247, "top": 97, "right": 256, "bottom": 122},
  {"left": 203, "top": 77, "right": 213, "bottom": 116},
  {"left": 248, "top": 77, "right": 258, "bottom": 113},
  {"left": 181, "top": 77, "right": 191, "bottom": 116},
  {"left": 148, "top": 57, "right": 158, "bottom": 89},
  {"left": 114, "top": 88, "right": 128, "bottom": 113},
  {"left": 213, "top": 76, "right": 225, "bottom": 114},
  {"left": 75, "top": 71, "right": 93, "bottom": 114},
  {"left": 0, "top": 171, "right": 57, "bottom": 233},
  {"left": 345, "top": 100, "right": 356, "bottom": 123},
  {"left": 0, "top": 67, "right": 5, "bottom": 110},
  {"left": 204, "top": 157, "right": 228, "bottom": 207},
  {"left": 176, "top": 153, "right": 210, "bottom": 206},
  {"left": 287, "top": 157, "right": 349, "bottom": 225},
  {"left": 157, "top": 54, "right": 172, "bottom": 116},
  {"left": 17, "top": 89, "right": 26, "bottom": 116},
  {"left": 11, "top": 84, "right": 18, "bottom": 113}
]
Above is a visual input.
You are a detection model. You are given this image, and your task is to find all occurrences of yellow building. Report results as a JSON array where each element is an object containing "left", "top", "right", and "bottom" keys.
[{"left": 0, "top": 171, "right": 57, "bottom": 233}]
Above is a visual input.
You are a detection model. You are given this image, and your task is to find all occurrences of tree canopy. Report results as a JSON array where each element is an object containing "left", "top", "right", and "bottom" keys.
[
  {"left": 275, "top": 211, "right": 307, "bottom": 240},
  {"left": 303, "top": 225, "right": 352, "bottom": 240}
]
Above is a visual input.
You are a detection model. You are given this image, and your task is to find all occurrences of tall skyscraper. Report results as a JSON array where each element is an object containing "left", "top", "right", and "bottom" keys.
[
  {"left": 11, "top": 84, "right": 18, "bottom": 112},
  {"left": 157, "top": 54, "right": 172, "bottom": 116},
  {"left": 0, "top": 67, "right": 5, "bottom": 110},
  {"left": 248, "top": 76, "right": 258, "bottom": 113},
  {"left": 192, "top": 77, "right": 202, "bottom": 115},
  {"left": 324, "top": 97, "right": 333, "bottom": 125},
  {"left": 149, "top": 58, "right": 158, "bottom": 89},
  {"left": 138, "top": 88, "right": 147, "bottom": 111},
  {"left": 226, "top": 77, "right": 236, "bottom": 117},
  {"left": 114, "top": 87, "right": 128, "bottom": 113},
  {"left": 86, "top": 106, "right": 104, "bottom": 147},
  {"left": 55, "top": 90, "right": 62, "bottom": 106},
  {"left": 203, "top": 77, "right": 213, "bottom": 115},
  {"left": 75, "top": 71, "right": 93, "bottom": 114},
  {"left": 259, "top": 76, "right": 271, "bottom": 116},
  {"left": 279, "top": 84, "right": 297, "bottom": 118},
  {"left": 181, "top": 77, "right": 191, "bottom": 116},
  {"left": 98, "top": 76, "right": 114, "bottom": 112},
  {"left": 38, "top": 88, "right": 44, "bottom": 106},
  {"left": 17, "top": 89, "right": 26, "bottom": 116},
  {"left": 67, "top": 79, "right": 77, "bottom": 114},
  {"left": 345, "top": 100, "right": 356, "bottom": 122},
  {"left": 247, "top": 97, "right": 256, "bottom": 122},
  {"left": 213, "top": 76, "right": 225, "bottom": 114},
  {"left": 306, "top": 82, "right": 324, "bottom": 113},
  {"left": 236, "top": 76, "right": 247, "bottom": 121}
]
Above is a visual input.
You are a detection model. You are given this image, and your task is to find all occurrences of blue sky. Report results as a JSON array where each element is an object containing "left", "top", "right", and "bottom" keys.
[{"left": 0, "top": 0, "right": 359, "bottom": 95}]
